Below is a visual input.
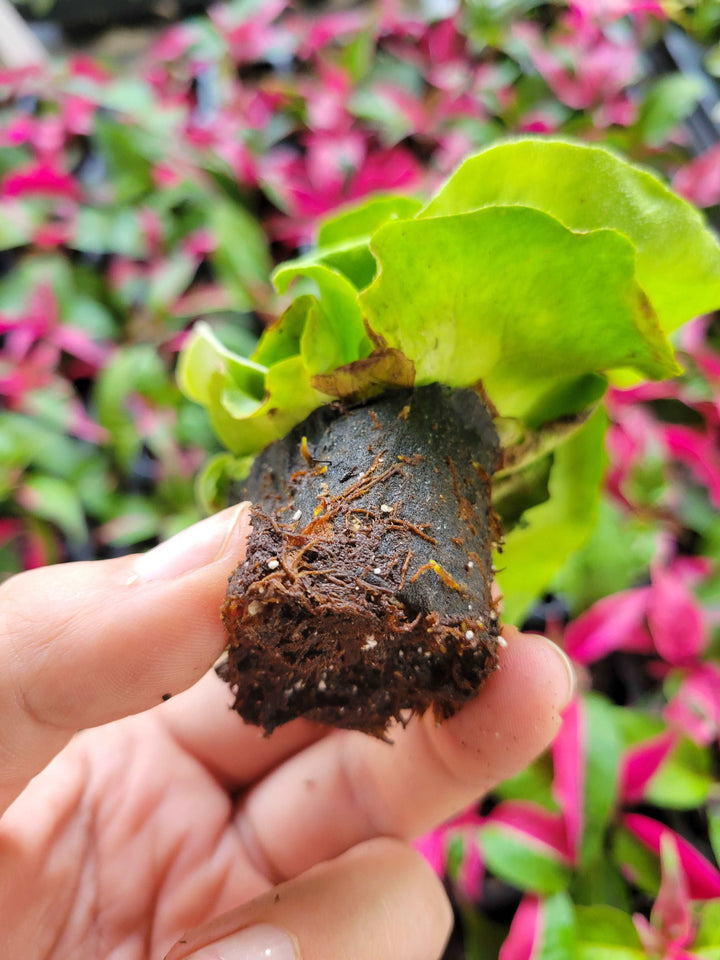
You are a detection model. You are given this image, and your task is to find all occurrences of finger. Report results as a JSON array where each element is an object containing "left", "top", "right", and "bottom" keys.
[
  {"left": 236, "top": 628, "right": 575, "bottom": 881},
  {"left": 165, "top": 837, "right": 452, "bottom": 960},
  {"left": 158, "top": 671, "right": 327, "bottom": 789},
  {"left": 0, "top": 503, "right": 250, "bottom": 814}
]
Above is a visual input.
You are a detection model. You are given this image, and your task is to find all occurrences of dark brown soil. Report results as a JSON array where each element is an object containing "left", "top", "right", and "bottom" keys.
[{"left": 219, "top": 383, "right": 502, "bottom": 739}]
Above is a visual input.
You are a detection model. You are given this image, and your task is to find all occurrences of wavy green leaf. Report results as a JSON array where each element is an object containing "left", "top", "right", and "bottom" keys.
[
  {"left": 177, "top": 321, "right": 266, "bottom": 408},
  {"left": 359, "top": 207, "right": 679, "bottom": 422},
  {"left": 205, "top": 356, "right": 330, "bottom": 457},
  {"left": 273, "top": 263, "right": 373, "bottom": 373},
  {"left": 317, "top": 193, "right": 422, "bottom": 247},
  {"left": 421, "top": 138, "right": 720, "bottom": 334}
]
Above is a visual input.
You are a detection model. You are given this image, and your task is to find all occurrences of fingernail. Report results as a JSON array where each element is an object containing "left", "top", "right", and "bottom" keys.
[
  {"left": 182, "top": 924, "right": 298, "bottom": 960},
  {"left": 539, "top": 636, "right": 576, "bottom": 708},
  {"left": 131, "top": 503, "right": 250, "bottom": 583}
]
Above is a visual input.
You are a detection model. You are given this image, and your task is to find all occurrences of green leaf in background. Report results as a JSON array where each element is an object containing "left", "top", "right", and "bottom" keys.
[
  {"left": 99, "top": 77, "right": 184, "bottom": 132},
  {"left": 580, "top": 694, "right": 622, "bottom": 869},
  {"left": 646, "top": 735, "right": 714, "bottom": 809},
  {"left": 147, "top": 251, "right": 199, "bottom": 317},
  {"left": 94, "top": 118, "right": 157, "bottom": 203},
  {"left": 0, "top": 199, "right": 39, "bottom": 249},
  {"left": 94, "top": 344, "right": 174, "bottom": 471},
  {"left": 535, "top": 892, "right": 576, "bottom": 960},
  {"left": 18, "top": 475, "right": 88, "bottom": 544},
  {"left": 209, "top": 201, "right": 273, "bottom": 311},
  {"left": 551, "top": 498, "right": 658, "bottom": 614},
  {"left": 74, "top": 207, "right": 147, "bottom": 258},
  {"left": 497, "top": 409, "right": 607, "bottom": 625},
  {"left": 637, "top": 74, "right": 707, "bottom": 147},
  {"left": 495, "top": 754, "right": 557, "bottom": 811},
  {"left": 359, "top": 207, "right": 679, "bottom": 417},
  {"left": 0, "top": 254, "right": 74, "bottom": 314},
  {"left": 574, "top": 905, "right": 644, "bottom": 960},
  {"left": 614, "top": 707, "right": 714, "bottom": 810},
  {"left": 479, "top": 824, "right": 572, "bottom": 896},
  {"left": 460, "top": 908, "right": 508, "bottom": 960},
  {"left": 694, "top": 900, "right": 720, "bottom": 958},
  {"left": 97, "top": 495, "right": 162, "bottom": 547},
  {"left": 612, "top": 826, "right": 661, "bottom": 897},
  {"left": 571, "top": 858, "right": 631, "bottom": 912},
  {"left": 420, "top": 138, "right": 720, "bottom": 334}
]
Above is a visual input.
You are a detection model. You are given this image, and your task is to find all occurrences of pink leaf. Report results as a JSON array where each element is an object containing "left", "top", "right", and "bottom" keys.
[
  {"left": 413, "top": 830, "right": 446, "bottom": 877},
  {"left": 0, "top": 518, "right": 21, "bottom": 546},
  {"left": 68, "top": 55, "right": 110, "bottom": 83},
  {"left": 647, "top": 565, "right": 707, "bottom": 666},
  {"left": 61, "top": 94, "right": 96, "bottom": 136},
  {"left": 664, "top": 663, "right": 720, "bottom": 746},
  {"left": 22, "top": 528, "right": 54, "bottom": 568},
  {"left": 499, "top": 895, "right": 543, "bottom": 960},
  {"left": 624, "top": 814, "right": 720, "bottom": 899},
  {"left": 552, "top": 699, "right": 585, "bottom": 863},
  {"left": 569, "top": 0, "right": 666, "bottom": 21},
  {"left": 150, "top": 23, "right": 195, "bottom": 61},
  {"left": 1, "top": 160, "right": 81, "bottom": 201},
  {"left": 633, "top": 914, "right": 665, "bottom": 956},
  {"left": 457, "top": 840, "right": 484, "bottom": 903},
  {"left": 619, "top": 731, "right": 677, "bottom": 804},
  {"left": 564, "top": 588, "right": 652, "bottom": 664},
  {"left": 33, "top": 221, "right": 74, "bottom": 249},
  {"left": 662, "top": 425, "right": 720, "bottom": 510},
  {"left": 54, "top": 327, "right": 110, "bottom": 369},
  {"left": 673, "top": 145, "right": 720, "bottom": 208},
  {"left": 653, "top": 833, "right": 694, "bottom": 947},
  {"left": 296, "top": 9, "right": 367, "bottom": 57}
]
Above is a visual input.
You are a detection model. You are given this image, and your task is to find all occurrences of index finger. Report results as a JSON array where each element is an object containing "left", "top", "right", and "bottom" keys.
[{"left": 0, "top": 504, "right": 250, "bottom": 815}]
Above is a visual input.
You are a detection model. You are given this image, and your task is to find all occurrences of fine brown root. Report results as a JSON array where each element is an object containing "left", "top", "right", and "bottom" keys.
[{"left": 219, "top": 383, "right": 502, "bottom": 739}]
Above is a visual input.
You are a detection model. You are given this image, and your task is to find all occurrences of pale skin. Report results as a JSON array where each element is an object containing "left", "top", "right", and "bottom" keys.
[{"left": 0, "top": 503, "right": 574, "bottom": 960}]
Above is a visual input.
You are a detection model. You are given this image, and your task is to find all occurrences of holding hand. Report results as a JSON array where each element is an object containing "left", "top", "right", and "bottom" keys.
[{"left": 0, "top": 504, "right": 573, "bottom": 960}]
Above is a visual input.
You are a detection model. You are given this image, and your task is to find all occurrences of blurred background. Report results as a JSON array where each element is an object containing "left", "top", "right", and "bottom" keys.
[{"left": 1, "top": 1, "right": 720, "bottom": 957}]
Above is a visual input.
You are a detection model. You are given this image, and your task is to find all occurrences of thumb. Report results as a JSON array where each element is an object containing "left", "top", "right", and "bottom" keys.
[{"left": 0, "top": 503, "right": 250, "bottom": 814}]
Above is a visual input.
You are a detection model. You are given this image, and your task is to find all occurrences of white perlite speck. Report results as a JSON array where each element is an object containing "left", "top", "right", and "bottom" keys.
[
  {"left": 496, "top": 635, "right": 508, "bottom": 648},
  {"left": 292, "top": 509, "right": 302, "bottom": 522},
  {"left": 267, "top": 558, "right": 279, "bottom": 570}
]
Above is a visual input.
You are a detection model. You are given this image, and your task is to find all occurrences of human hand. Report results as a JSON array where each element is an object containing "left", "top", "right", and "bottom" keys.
[{"left": 0, "top": 503, "right": 574, "bottom": 960}]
